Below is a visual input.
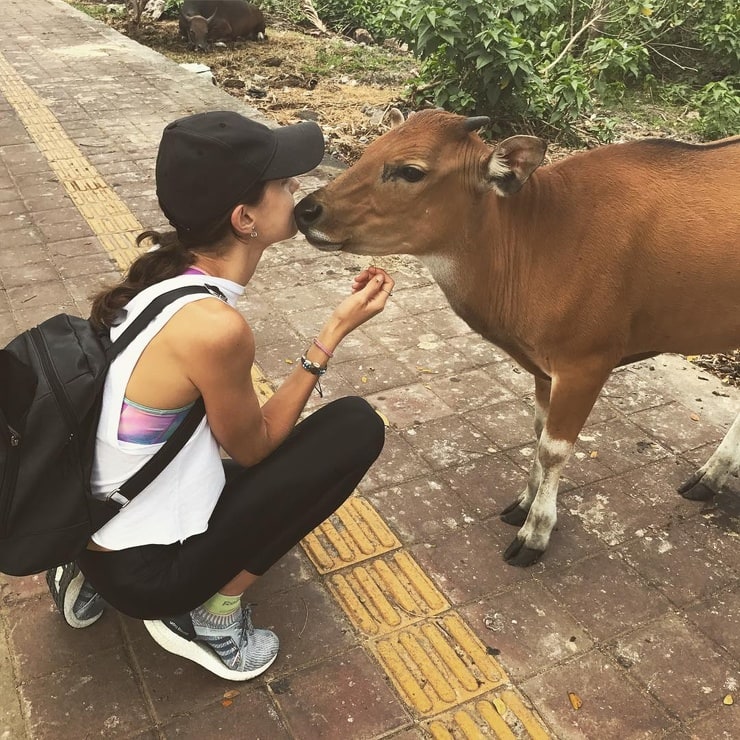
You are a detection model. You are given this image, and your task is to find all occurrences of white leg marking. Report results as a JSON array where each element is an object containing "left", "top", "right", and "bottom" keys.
[
  {"left": 518, "top": 431, "right": 573, "bottom": 551},
  {"left": 515, "top": 396, "right": 549, "bottom": 511},
  {"left": 697, "top": 412, "right": 740, "bottom": 489},
  {"left": 533, "top": 397, "right": 547, "bottom": 441}
]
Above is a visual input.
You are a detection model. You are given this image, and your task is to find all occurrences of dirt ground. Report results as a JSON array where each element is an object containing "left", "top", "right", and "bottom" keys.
[{"left": 117, "top": 12, "right": 417, "bottom": 164}]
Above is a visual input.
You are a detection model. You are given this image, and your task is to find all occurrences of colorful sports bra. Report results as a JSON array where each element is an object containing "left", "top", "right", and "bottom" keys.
[{"left": 117, "top": 266, "right": 206, "bottom": 444}]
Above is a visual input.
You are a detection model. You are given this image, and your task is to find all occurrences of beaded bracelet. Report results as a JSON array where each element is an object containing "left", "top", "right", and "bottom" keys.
[
  {"left": 299, "top": 354, "right": 326, "bottom": 397},
  {"left": 299, "top": 355, "right": 327, "bottom": 376}
]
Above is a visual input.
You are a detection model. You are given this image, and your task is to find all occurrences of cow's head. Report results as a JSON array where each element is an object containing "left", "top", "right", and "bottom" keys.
[
  {"left": 295, "top": 109, "right": 546, "bottom": 257},
  {"left": 185, "top": 11, "right": 217, "bottom": 52}
]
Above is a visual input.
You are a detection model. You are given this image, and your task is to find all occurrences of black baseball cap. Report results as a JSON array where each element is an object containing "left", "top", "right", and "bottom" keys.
[{"left": 156, "top": 111, "right": 325, "bottom": 234}]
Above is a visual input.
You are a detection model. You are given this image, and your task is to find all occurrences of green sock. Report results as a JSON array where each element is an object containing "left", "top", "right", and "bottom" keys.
[{"left": 202, "top": 592, "right": 242, "bottom": 616}]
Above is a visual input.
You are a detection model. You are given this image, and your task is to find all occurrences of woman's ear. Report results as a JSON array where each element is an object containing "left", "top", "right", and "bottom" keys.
[{"left": 230, "top": 203, "right": 256, "bottom": 237}]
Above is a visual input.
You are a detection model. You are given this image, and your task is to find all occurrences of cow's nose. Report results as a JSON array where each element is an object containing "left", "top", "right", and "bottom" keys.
[{"left": 294, "top": 196, "right": 323, "bottom": 229}]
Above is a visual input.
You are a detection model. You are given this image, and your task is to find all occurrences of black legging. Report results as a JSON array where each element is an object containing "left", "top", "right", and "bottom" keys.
[{"left": 78, "top": 397, "right": 385, "bottom": 619}]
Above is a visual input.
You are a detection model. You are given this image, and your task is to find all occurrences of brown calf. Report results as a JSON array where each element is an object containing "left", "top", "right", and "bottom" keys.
[{"left": 295, "top": 108, "right": 740, "bottom": 566}]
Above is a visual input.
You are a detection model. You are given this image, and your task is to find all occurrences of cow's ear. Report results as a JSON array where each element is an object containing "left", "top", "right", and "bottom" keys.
[
  {"left": 485, "top": 136, "right": 547, "bottom": 196},
  {"left": 387, "top": 108, "right": 405, "bottom": 129}
]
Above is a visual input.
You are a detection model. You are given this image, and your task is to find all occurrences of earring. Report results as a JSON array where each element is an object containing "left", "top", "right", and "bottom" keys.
[{"left": 250, "top": 228, "right": 258, "bottom": 238}]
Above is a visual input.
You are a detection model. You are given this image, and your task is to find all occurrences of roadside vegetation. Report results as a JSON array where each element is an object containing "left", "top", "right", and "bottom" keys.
[
  {"left": 84, "top": 1, "right": 738, "bottom": 145},
  {"left": 305, "top": 0, "right": 739, "bottom": 144}
]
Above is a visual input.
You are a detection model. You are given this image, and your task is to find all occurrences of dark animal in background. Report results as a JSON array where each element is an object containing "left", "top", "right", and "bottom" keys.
[{"left": 179, "top": 0, "right": 266, "bottom": 52}]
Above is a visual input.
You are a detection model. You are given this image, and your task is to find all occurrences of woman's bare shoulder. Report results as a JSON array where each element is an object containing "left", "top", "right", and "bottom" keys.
[{"left": 167, "top": 297, "right": 254, "bottom": 356}]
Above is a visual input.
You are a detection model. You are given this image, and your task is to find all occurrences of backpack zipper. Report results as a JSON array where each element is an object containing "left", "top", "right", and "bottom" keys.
[
  {"left": 0, "top": 424, "right": 21, "bottom": 537},
  {"left": 30, "top": 328, "right": 80, "bottom": 443}
]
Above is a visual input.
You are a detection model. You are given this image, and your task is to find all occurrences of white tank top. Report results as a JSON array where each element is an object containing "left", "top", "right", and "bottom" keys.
[{"left": 90, "top": 273, "right": 245, "bottom": 550}]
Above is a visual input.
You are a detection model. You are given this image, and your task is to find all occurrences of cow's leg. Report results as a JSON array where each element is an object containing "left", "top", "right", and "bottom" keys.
[
  {"left": 504, "top": 366, "right": 610, "bottom": 567},
  {"left": 500, "top": 376, "right": 551, "bottom": 526},
  {"left": 678, "top": 411, "right": 740, "bottom": 500}
]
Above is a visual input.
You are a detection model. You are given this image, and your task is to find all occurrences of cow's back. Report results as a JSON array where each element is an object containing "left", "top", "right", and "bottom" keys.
[{"left": 531, "top": 136, "right": 740, "bottom": 355}]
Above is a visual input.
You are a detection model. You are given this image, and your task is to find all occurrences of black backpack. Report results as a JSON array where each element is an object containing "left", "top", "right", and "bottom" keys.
[{"left": 0, "top": 285, "right": 215, "bottom": 576}]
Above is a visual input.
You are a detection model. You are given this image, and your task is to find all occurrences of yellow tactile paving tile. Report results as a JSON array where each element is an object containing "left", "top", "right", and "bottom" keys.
[
  {"left": 0, "top": 51, "right": 146, "bottom": 271},
  {"left": 301, "top": 496, "right": 401, "bottom": 572},
  {"left": 426, "top": 690, "right": 551, "bottom": 739},
  {"left": 328, "top": 550, "right": 449, "bottom": 636},
  {"left": 370, "top": 613, "right": 508, "bottom": 716}
]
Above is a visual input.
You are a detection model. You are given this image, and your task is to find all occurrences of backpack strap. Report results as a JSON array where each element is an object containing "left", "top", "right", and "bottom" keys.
[
  {"left": 101, "top": 283, "right": 225, "bottom": 510},
  {"left": 106, "top": 284, "right": 222, "bottom": 362},
  {"left": 104, "top": 397, "right": 206, "bottom": 511}
]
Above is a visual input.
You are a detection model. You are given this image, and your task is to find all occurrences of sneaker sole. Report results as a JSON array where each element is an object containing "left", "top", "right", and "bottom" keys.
[
  {"left": 143, "top": 620, "right": 277, "bottom": 681},
  {"left": 45, "top": 565, "right": 102, "bottom": 629}
]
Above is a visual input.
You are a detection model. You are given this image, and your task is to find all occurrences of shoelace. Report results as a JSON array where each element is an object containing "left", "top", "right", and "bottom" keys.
[{"left": 239, "top": 604, "right": 256, "bottom": 647}]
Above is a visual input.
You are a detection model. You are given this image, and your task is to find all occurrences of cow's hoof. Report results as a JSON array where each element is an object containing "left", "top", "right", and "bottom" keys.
[
  {"left": 503, "top": 538, "right": 544, "bottom": 567},
  {"left": 677, "top": 471, "right": 716, "bottom": 501},
  {"left": 500, "top": 500, "right": 528, "bottom": 527}
]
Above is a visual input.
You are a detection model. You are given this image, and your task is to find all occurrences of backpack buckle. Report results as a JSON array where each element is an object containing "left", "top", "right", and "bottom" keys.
[{"left": 105, "top": 489, "right": 130, "bottom": 509}]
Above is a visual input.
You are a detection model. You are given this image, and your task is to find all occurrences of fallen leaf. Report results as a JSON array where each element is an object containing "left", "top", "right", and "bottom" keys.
[
  {"left": 223, "top": 689, "right": 240, "bottom": 700},
  {"left": 568, "top": 692, "right": 583, "bottom": 710},
  {"left": 723, "top": 694, "right": 734, "bottom": 705},
  {"left": 690, "top": 413, "right": 700, "bottom": 421},
  {"left": 361, "top": 376, "right": 368, "bottom": 383},
  {"left": 375, "top": 410, "right": 390, "bottom": 427},
  {"left": 285, "top": 358, "right": 294, "bottom": 365},
  {"left": 589, "top": 450, "right": 598, "bottom": 458},
  {"left": 493, "top": 697, "right": 507, "bottom": 715},
  {"left": 221, "top": 699, "right": 233, "bottom": 708}
]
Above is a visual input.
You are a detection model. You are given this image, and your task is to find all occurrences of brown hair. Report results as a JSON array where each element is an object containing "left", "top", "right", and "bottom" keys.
[{"left": 90, "top": 181, "right": 267, "bottom": 328}]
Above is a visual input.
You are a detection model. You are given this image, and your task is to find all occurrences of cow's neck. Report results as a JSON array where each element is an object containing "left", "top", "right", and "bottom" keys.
[{"left": 419, "top": 195, "right": 532, "bottom": 346}]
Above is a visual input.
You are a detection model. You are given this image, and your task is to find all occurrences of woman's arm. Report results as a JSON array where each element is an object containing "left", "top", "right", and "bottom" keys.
[{"left": 183, "top": 267, "right": 394, "bottom": 467}]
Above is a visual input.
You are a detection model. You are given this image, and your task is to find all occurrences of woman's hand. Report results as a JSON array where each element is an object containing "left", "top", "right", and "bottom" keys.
[
  {"left": 340, "top": 265, "right": 394, "bottom": 327},
  {"left": 350, "top": 266, "right": 394, "bottom": 296},
  {"left": 319, "top": 266, "right": 395, "bottom": 347}
]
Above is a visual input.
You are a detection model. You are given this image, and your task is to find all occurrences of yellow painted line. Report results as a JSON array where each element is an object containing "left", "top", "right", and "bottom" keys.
[
  {"left": 0, "top": 48, "right": 552, "bottom": 737},
  {"left": 370, "top": 614, "right": 507, "bottom": 715}
]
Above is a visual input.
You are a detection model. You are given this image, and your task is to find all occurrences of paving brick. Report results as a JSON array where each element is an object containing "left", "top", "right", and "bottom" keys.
[
  {"left": 684, "top": 581, "right": 740, "bottom": 663},
  {"left": 410, "top": 520, "right": 529, "bottom": 604},
  {"left": 460, "top": 579, "right": 595, "bottom": 680},
  {"left": 542, "top": 550, "right": 673, "bottom": 642},
  {"left": 521, "top": 650, "right": 676, "bottom": 739},
  {"left": 365, "top": 476, "right": 471, "bottom": 546},
  {"left": 611, "top": 612, "right": 740, "bottom": 722},
  {"left": 20, "top": 647, "right": 151, "bottom": 739},
  {"left": 160, "top": 687, "right": 292, "bottom": 738},
  {"left": 271, "top": 647, "right": 410, "bottom": 740}
]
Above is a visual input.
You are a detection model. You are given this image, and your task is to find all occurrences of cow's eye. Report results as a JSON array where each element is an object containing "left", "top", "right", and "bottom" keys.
[{"left": 398, "top": 166, "right": 425, "bottom": 182}]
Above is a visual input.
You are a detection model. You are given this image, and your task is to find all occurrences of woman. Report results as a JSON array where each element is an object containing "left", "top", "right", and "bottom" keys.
[{"left": 46, "top": 110, "right": 393, "bottom": 681}]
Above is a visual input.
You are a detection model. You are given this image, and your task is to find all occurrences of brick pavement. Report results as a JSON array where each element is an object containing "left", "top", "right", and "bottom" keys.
[{"left": 1, "top": 1, "right": 739, "bottom": 738}]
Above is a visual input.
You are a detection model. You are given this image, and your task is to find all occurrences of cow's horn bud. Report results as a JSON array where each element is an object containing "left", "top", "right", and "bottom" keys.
[{"left": 463, "top": 116, "right": 490, "bottom": 132}]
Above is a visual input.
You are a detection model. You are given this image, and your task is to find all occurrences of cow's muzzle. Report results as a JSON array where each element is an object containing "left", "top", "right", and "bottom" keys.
[
  {"left": 294, "top": 195, "right": 322, "bottom": 231},
  {"left": 294, "top": 197, "right": 343, "bottom": 251}
]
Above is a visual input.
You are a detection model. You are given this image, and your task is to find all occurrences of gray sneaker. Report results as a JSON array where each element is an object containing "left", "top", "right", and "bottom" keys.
[
  {"left": 144, "top": 604, "right": 279, "bottom": 681},
  {"left": 46, "top": 562, "right": 104, "bottom": 628}
]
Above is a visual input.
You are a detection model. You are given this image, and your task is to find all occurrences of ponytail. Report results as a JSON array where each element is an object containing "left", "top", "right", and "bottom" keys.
[{"left": 90, "top": 230, "right": 193, "bottom": 328}]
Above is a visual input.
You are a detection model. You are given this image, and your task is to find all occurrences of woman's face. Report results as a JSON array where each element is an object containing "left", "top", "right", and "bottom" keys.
[{"left": 253, "top": 177, "right": 301, "bottom": 245}]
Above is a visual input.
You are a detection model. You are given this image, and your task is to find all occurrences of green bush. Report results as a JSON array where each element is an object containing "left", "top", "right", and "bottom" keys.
[
  {"left": 163, "top": 0, "right": 740, "bottom": 143},
  {"left": 383, "top": 0, "right": 739, "bottom": 143},
  {"left": 691, "top": 78, "right": 740, "bottom": 138}
]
